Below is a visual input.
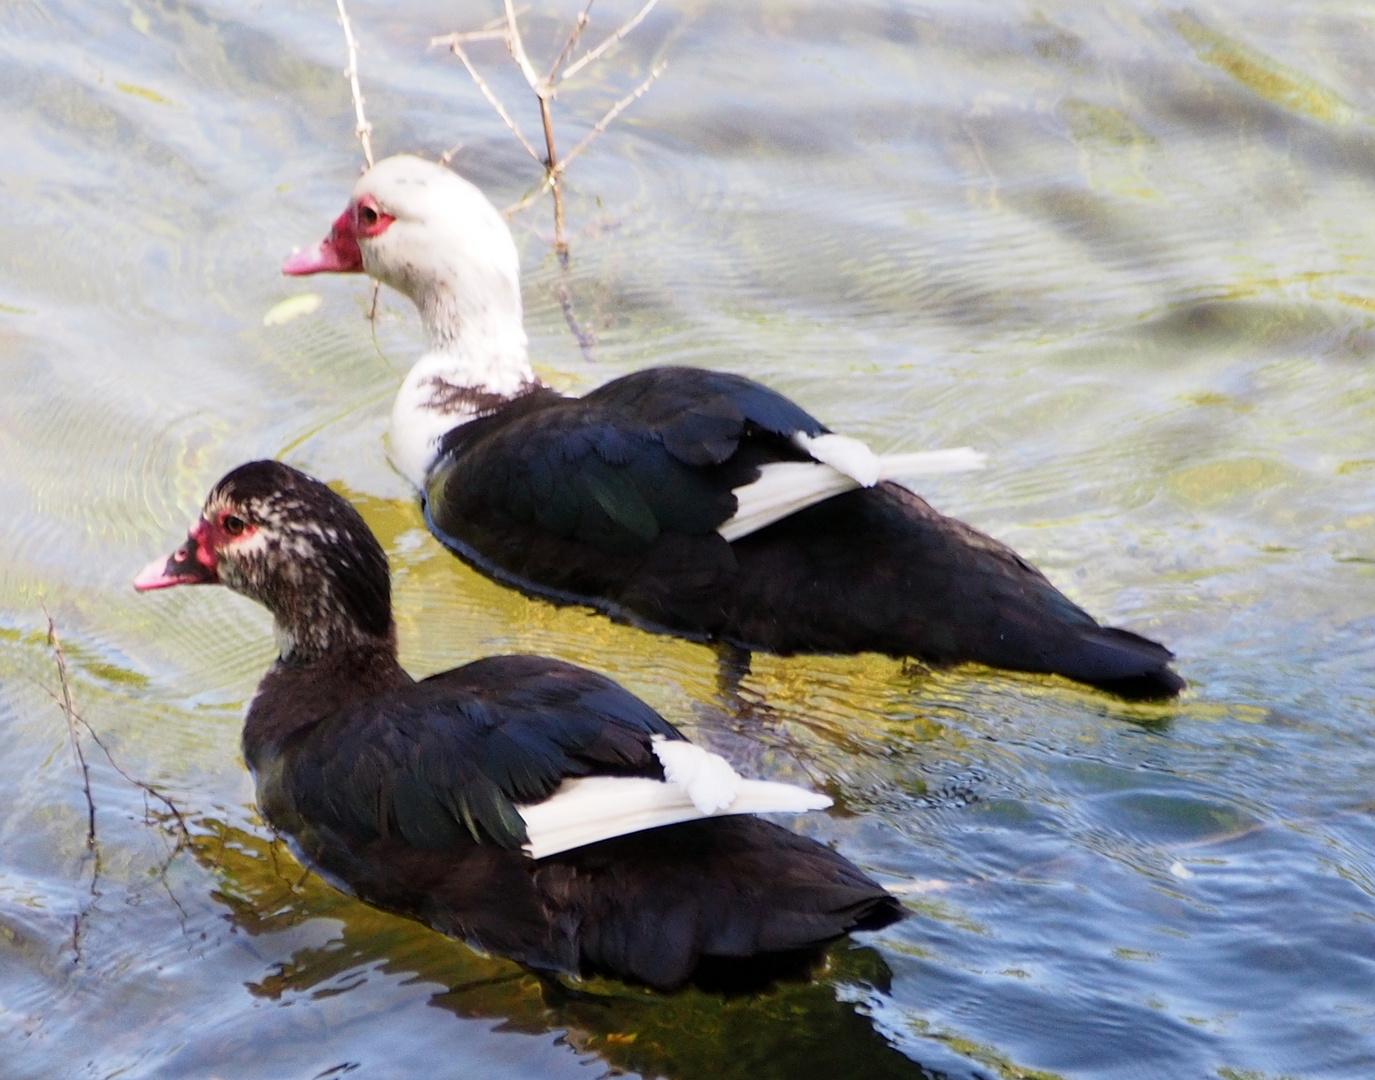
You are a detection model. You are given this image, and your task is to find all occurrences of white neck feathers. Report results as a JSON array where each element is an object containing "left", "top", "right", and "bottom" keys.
[
  {"left": 388, "top": 349, "right": 536, "bottom": 489},
  {"left": 362, "top": 163, "right": 536, "bottom": 487}
]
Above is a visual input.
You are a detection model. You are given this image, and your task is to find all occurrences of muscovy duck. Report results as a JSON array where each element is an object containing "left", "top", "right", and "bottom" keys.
[
  {"left": 134, "top": 460, "right": 902, "bottom": 989},
  {"left": 283, "top": 155, "right": 1184, "bottom": 700}
]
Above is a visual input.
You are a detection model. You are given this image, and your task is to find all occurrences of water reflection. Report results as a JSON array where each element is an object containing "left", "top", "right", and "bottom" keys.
[{"left": 188, "top": 816, "right": 936, "bottom": 1080}]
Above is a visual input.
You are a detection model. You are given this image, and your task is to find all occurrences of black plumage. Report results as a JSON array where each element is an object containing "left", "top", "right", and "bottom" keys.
[
  {"left": 427, "top": 368, "right": 1185, "bottom": 700},
  {"left": 137, "top": 460, "right": 902, "bottom": 990},
  {"left": 282, "top": 156, "right": 1183, "bottom": 699}
]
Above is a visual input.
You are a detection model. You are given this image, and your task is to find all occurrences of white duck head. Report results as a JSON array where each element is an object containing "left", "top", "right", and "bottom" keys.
[{"left": 284, "top": 155, "right": 537, "bottom": 486}]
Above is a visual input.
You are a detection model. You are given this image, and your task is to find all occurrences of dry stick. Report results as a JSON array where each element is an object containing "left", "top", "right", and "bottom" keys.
[
  {"left": 45, "top": 611, "right": 96, "bottom": 854},
  {"left": 43, "top": 613, "right": 196, "bottom": 940},
  {"left": 438, "top": 1, "right": 664, "bottom": 353},
  {"left": 560, "top": 61, "right": 666, "bottom": 172},
  {"left": 335, "top": 0, "right": 374, "bottom": 169},
  {"left": 560, "top": 0, "right": 660, "bottom": 83},
  {"left": 367, "top": 282, "right": 382, "bottom": 334},
  {"left": 442, "top": 25, "right": 596, "bottom": 351},
  {"left": 546, "top": 2, "right": 594, "bottom": 85},
  {"left": 440, "top": 38, "right": 544, "bottom": 165},
  {"left": 335, "top": 0, "right": 384, "bottom": 331},
  {"left": 501, "top": 0, "right": 542, "bottom": 88},
  {"left": 546, "top": 58, "right": 667, "bottom": 357},
  {"left": 501, "top": 0, "right": 570, "bottom": 252},
  {"left": 43, "top": 609, "right": 100, "bottom": 966},
  {"left": 554, "top": 277, "right": 597, "bottom": 357},
  {"left": 71, "top": 707, "right": 190, "bottom": 846},
  {"left": 37, "top": 682, "right": 194, "bottom": 916}
]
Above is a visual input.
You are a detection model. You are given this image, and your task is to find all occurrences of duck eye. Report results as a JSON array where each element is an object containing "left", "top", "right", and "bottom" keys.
[
  {"left": 357, "top": 204, "right": 378, "bottom": 227},
  {"left": 223, "top": 514, "right": 247, "bottom": 537}
]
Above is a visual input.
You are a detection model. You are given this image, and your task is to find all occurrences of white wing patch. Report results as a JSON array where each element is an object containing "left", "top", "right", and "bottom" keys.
[
  {"left": 653, "top": 736, "right": 742, "bottom": 813},
  {"left": 718, "top": 438, "right": 987, "bottom": 543},
  {"left": 792, "top": 432, "right": 883, "bottom": 486},
  {"left": 517, "top": 737, "right": 831, "bottom": 860}
]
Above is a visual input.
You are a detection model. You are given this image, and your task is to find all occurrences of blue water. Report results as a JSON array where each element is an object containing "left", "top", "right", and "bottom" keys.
[{"left": 2, "top": 1, "right": 1373, "bottom": 1077}]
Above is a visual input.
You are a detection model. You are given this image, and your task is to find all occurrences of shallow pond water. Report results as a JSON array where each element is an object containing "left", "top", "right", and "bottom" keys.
[{"left": 3, "top": 1, "right": 1374, "bottom": 1077}]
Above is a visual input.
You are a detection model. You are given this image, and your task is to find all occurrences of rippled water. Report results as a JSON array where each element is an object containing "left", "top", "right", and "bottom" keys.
[{"left": 3, "top": 1, "right": 1374, "bottom": 1077}]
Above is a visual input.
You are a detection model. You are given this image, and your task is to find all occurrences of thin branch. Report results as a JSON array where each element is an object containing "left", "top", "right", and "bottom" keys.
[
  {"left": 439, "top": 38, "right": 544, "bottom": 165},
  {"left": 45, "top": 609, "right": 95, "bottom": 854},
  {"left": 435, "top": 0, "right": 666, "bottom": 263},
  {"left": 334, "top": 0, "right": 374, "bottom": 168},
  {"left": 430, "top": 29, "right": 508, "bottom": 46},
  {"left": 560, "top": 61, "right": 666, "bottom": 172},
  {"left": 501, "top": 0, "right": 542, "bottom": 91},
  {"left": 560, "top": 0, "right": 660, "bottom": 83},
  {"left": 43, "top": 607, "right": 101, "bottom": 967},
  {"left": 556, "top": 277, "right": 597, "bottom": 359},
  {"left": 35, "top": 685, "right": 191, "bottom": 847},
  {"left": 546, "top": 1, "right": 595, "bottom": 85},
  {"left": 503, "top": 173, "right": 555, "bottom": 216},
  {"left": 498, "top": 1, "right": 567, "bottom": 251}
]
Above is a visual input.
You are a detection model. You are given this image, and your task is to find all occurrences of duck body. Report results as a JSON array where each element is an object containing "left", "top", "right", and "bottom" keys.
[
  {"left": 284, "top": 155, "right": 1184, "bottom": 699},
  {"left": 135, "top": 461, "right": 900, "bottom": 989},
  {"left": 423, "top": 366, "right": 1181, "bottom": 698}
]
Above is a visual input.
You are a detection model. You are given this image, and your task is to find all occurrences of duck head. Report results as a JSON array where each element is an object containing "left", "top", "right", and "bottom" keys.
[
  {"left": 135, "top": 461, "right": 393, "bottom": 661},
  {"left": 283, "top": 154, "right": 527, "bottom": 360}
]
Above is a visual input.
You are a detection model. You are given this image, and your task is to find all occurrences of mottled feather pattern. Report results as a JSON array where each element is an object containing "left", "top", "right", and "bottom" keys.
[{"left": 209, "top": 462, "right": 392, "bottom": 649}]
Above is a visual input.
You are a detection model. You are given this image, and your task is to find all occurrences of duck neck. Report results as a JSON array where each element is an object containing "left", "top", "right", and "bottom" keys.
[
  {"left": 390, "top": 295, "right": 539, "bottom": 489},
  {"left": 243, "top": 635, "right": 411, "bottom": 771},
  {"left": 414, "top": 282, "right": 535, "bottom": 387}
]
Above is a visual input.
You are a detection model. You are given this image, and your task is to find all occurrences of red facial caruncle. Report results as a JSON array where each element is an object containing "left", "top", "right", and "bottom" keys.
[
  {"left": 281, "top": 194, "right": 393, "bottom": 276},
  {"left": 132, "top": 511, "right": 257, "bottom": 591}
]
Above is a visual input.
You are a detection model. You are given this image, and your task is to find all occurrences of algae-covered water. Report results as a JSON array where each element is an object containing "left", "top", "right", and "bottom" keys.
[{"left": 3, "top": 1, "right": 1374, "bottom": 1077}]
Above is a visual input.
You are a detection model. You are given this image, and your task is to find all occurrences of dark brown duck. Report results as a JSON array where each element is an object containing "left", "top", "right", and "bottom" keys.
[{"left": 135, "top": 460, "right": 902, "bottom": 989}]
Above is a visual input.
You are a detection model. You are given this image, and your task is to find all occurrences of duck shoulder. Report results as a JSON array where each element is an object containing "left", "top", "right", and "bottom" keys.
[
  {"left": 273, "top": 654, "right": 682, "bottom": 854},
  {"left": 428, "top": 367, "right": 826, "bottom": 555}
]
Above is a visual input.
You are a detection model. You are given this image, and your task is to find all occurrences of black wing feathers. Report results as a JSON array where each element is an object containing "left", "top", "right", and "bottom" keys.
[
  {"left": 582, "top": 366, "right": 827, "bottom": 463},
  {"left": 429, "top": 367, "right": 826, "bottom": 556},
  {"left": 283, "top": 656, "right": 680, "bottom": 854}
]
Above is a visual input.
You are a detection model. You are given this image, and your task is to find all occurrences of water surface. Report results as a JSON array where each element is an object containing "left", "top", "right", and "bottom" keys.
[{"left": 2, "top": 1, "right": 1374, "bottom": 1077}]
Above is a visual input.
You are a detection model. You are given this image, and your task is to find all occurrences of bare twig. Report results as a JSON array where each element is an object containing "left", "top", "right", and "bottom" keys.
[
  {"left": 557, "top": 277, "right": 597, "bottom": 359},
  {"left": 436, "top": 2, "right": 665, "bottom": 251},
  {"left": 335, "top": 0, "right": 382, "bottom": 337},
  {"left": 502, "top": 0, "right": 542, "bottom": 90},
  {"left": 560, "top": 0, "right": 660, "bottom": 83},
  {"left": 43, "top": 610, "right": 198, "bottom": 953},
  {"left": 335, "top": 0, "right": 374, "bottom": 169},
  {"left": 546, "top": 2, "right": 594, "bottom": 84},
  {"left": 434, "top": 0, "right": 665, "bottom": 345},
  {"left": 499, "top": 0, "right": 571, "bottom": 250},
  {"left": 560, "top": 61, "right": 666, "bottom": 172},
  {"left": 431, "top": 29, "right": 508, "bottom": 46},
  {"left": 440, "top": 38, "right": 543, "bottom": 165},
  {"left": 43, "top": 607, "right": 101, "bottom": 966},
  {"left": 502, "top": 175, "right": 555, "bottom": 216},
  {"left": 36, "top": 684, "right": 191, "bottom": 846},
  {"left": 45, "top": 609, "right": 96, "bottom": 854}
]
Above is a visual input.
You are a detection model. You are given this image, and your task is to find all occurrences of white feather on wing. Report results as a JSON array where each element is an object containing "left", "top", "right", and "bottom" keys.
[
  {"left": 517, "top": 738, "right": 831, "bottom": 860},
  {"left": 718, "top": 443, "right": 986, "bottom": 543}
]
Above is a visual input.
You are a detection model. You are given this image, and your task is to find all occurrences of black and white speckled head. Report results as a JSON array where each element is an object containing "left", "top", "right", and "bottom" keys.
[{"left": 135, "top": 461, "right": 392, "bottom": 661}]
